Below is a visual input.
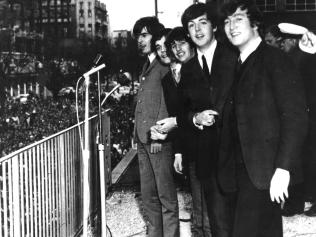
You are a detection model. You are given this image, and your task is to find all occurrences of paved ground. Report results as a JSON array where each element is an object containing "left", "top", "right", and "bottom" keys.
[{"left": 102, "top": 187, "right": 316, "bottom": 237}]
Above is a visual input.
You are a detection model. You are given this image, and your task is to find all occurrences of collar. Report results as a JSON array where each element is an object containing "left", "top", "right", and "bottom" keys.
[
  {"left": 148, "top": 52, "right": 156, "bottom": 63},
  {"left": 170, "top": 62, "right": 182, "bottom": 72},
  {"left": 239, "top": 37, "right": 262, "bottom": 63},
  {"left": 197, "top": 39, "right": 217, "bottom": 72}
]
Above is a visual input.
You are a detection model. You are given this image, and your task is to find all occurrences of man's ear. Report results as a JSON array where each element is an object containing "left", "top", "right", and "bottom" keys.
[{"left": 213, "top": 27, "right": 217, "bottom": 33}]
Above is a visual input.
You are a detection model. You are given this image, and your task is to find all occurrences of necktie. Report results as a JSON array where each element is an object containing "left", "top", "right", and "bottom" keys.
[
  {"left": 144, "top": 58, "right": 150, "bottom": 72},
  {"left": 236, "top": 56, "right": 242, "bottom": 76},
  {"left": 202, "top": 55, "right": 209, "bottom": 78}
]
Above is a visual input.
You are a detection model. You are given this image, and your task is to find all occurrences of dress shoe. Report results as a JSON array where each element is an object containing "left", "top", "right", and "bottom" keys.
[
  {"left": 305, "top": 204, "right": 316, "bottom": 217},
  {"left": 281, "top": 207, "right": 304, "bottom": 217}
]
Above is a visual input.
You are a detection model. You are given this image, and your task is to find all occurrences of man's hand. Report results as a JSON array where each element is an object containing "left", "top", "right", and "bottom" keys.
[
  {"left": 194, "top": 109, "right": 219, "bottom": 127},
  {"left": 299, "top": 31, "right": 316, "bottom": 54},
  {"left": 150, "top": 142, "right": 162, "bottom": 154},
  {"left": 150, "top": 125, "right": 168, "bottom": 140},
  {"left": 174, "top": 154, "right": 183, "bottom": 174},
  {"left": 156, "top": 117, "right": 177, "bottom": 133},
  {"left": 270, "top": 168, "right": 290, "bottom": 203}
]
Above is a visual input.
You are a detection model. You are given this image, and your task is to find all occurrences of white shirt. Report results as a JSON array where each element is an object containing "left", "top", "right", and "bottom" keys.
[
  {"left": 170, "top": 62, "right": 182, "bottom": 83},
  {"left": 239, "top": 37, "right": 262, "bottom": 63},
  {"left": 148, "top": 52, "right": 156, "bottom": 64},
  {"left": 197, "top": 39, "right": 217, "bottom": 73}
]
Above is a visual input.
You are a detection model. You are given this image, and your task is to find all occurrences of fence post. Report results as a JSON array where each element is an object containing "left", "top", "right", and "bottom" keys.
[
  {"left": 59, "top": 135, "right": 67, "bottom": 236},
  {"left": 12, "top": 156, "right": 21, "bottom": 237}
]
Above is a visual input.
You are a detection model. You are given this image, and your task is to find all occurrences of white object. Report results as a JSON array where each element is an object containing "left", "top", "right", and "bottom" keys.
[
  {"left": 299, "top": 39, "right": 316, "bottom": 54},
  {"left": 83, "top": 63, "right": 106, "bottom": 78},
  {"left": 278, "top": 23, "right": 307, "bottom": 35}
]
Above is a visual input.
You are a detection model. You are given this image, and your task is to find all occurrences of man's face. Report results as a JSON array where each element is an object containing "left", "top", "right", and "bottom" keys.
[
  {"left": 155, "top": 36, "right": 171, "bottom": 65},
  {"left": 187, "top": 14, "right": 216, "bottom": 51},
  {"left": 136, "top": 27, "right": 152, "bottom": 55},
  {"left": 280, "top": 38, "right": 297, "bottom": 53},
  {"left": 224, "top": 8, "right": 258, "bottom": 51},
  {"left": 171, "top": 40, "right": 194, "bottom": 63},
  {"left": 265, "top": 32, "right": 281, "bottom": 48}
]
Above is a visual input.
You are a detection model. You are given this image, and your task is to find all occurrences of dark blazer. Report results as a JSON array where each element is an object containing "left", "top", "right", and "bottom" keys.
[
  {"left": 134, "top": 57, "right": 169, "bottom": 144},
  {"left": 177, "top": 42, "right": 237, "bottom": 178},
  {"left": 218, "top": 42, "right": 309, "bottom": 191},
  {"left": 161, "top": 71, "right": 183, "bottom": 154}
]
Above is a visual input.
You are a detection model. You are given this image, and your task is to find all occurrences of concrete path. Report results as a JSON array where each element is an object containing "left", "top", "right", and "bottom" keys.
[{"left": 103, "top": 189, "right": 316, "bottom": 237}]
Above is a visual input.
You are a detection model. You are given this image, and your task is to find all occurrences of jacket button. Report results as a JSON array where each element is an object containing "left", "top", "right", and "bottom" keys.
[{"left": 142, "top": 77, "right": 145, "bottom": 81}]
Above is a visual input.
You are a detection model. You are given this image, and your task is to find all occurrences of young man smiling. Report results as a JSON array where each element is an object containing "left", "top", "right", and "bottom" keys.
[
  {"left": 218, "top": 1, "right": 308, "bottom": 236},
  {"left": 132, "top": 16, "right": 179, "bottom": 237},
  {"left": 158, "top": 3, "right": 237, "bottom": 237}
]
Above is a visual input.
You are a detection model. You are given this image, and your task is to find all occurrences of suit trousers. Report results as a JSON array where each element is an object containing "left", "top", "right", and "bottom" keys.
[
  {"left": 201, "top": 173, "right": 234, "bottom": 237},
  {"left": 189, "top": 162, "right": 212, "bottom": 237},
  {"left": 137, "top": 141, "right": 179, "bottom": 237},
  {"left": 231, "top": 163, "right": 283, "bottom": 237}
]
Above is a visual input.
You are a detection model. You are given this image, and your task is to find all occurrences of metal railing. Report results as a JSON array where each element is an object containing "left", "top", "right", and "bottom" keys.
[
  {"left": 0, "top": 113, "right": 111, "bottom": 237},
  {"left": 5, "top": 82, "right": 52, "bottom": 99}
]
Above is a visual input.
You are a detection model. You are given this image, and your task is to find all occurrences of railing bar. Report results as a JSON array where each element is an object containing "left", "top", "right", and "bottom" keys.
[
  {"left": 32, "top": 146, "right": 38, "bottom": 237},
  {"left": 68, "top": 130, "right": 73, "bottom": 236},
  {"left": 0, "top": 163, "right": 2, "bottom": 237},
  {"left": 20, "top": 153, "right": 25, "bottom": 237},
  {"left": 48, "top": 139, "right": 53, "bottom": 237},
  {"left": 44, "top": 141, "right": 49, "bottom": 237},
  {"left": 52, "top": 138, "right": 56, "bottom": 237},
  {"left": 38, "top": 144, "right": 43, "bottom": 237},
  {"left": 26, "top": 150, "right": 30, "bottom": 237},
  {"left": 59, "top": 134, "right": 66, "bottom": 236},
  {"left": 3, "top": 162, "right": 8, "bottom": 237},
  {"left": 8, "top": 160, "right": 13, "bottom": 237},
  {"left": 65, "top": 131, "right": 70, "bottom": 236},
  {"left": 56, "top": 136, "right": 61, "bottom": 237},
  {"left": 79, "top": 124, "right": 84, "bottom": 228},
  {"left": 69, "top": 130, "right": 74, "bottom": 235},
  {"left": 29, "top": 148, "right": 34, "bottom": 237}
]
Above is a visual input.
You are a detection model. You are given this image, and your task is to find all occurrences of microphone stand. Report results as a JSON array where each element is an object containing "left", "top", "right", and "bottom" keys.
[
  {"left": 97, "top": 70, "right": 108, "bottom": 237},
  {"left": 82, "top": 64, "right": 105, "bottom": 237}
]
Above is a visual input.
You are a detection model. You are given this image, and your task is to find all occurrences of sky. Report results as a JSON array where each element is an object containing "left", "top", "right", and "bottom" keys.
[{"left": 100, "top": 0, "right": 202, "bottom": 32}]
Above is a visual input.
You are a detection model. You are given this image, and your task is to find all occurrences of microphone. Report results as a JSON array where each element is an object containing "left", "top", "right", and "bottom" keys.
[
  {"left": 92, "top": 54, "right": 103, "bottom": 67},
  {"left": 83, "top": 64, "right": 106, "bottom": 78}
]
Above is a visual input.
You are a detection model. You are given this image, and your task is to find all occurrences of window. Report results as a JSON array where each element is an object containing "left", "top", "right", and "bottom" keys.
[
  {"left": 256, "top": 0, "right": 277, "bottom": 12},
  {"left": 285, "top": 0, "right": 316, "bottom": 11}
]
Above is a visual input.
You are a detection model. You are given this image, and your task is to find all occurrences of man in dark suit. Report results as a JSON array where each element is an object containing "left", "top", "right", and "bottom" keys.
[
  {"left": 218, "top": 1, "right": 308, "bottom": 236},
  {"left": 132, "top": 17, "right": 179, "bottom": 237},
  {"left": 280, "top": 29, "right": 316, "bottom": 217},
  {"left": 157, "top": 3, "right": 237, "bottom": 237}
]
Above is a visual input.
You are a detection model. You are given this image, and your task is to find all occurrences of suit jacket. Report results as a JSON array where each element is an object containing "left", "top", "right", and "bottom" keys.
[
  {"left": 161, "top": 71, "right": 183, "bottom": 154},
  {"left": 218, "top": 42, "right": 308, "bottom": 191},
  {"left": 134, "top": 57, "right": 169, "bottom": 144},
  {"left": 177, "top": 42, "right": 237, "bottom": 178}
]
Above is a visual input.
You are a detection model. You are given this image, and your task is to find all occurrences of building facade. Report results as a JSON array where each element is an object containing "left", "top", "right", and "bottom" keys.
[
  {"left": 0, "top": 0, "right": 109, "bottom": 41},
  {"left": 206, "top": 0, "right": 316, "bottom": 31}
]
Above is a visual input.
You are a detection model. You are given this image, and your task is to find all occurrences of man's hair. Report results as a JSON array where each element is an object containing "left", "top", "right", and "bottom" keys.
[
  {"left": 132, "top": 16, "right": 165, "bottom": 51},
  {"left": 154, "top": 28, "right": 172, "bottom": 53},
  {"left": 181, "top": 2, "right": 218, "bottom": 33},
  {"left": 220, "top": 0, "right": 264, "bottom": 37},
  {"left": 165, "top": 27, "right": 195, "bottom": 57}
]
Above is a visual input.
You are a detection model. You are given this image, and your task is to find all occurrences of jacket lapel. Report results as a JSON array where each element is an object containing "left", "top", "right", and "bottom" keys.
[{"left": 236, "top": 42, "right": 265, "bottom": 101}]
